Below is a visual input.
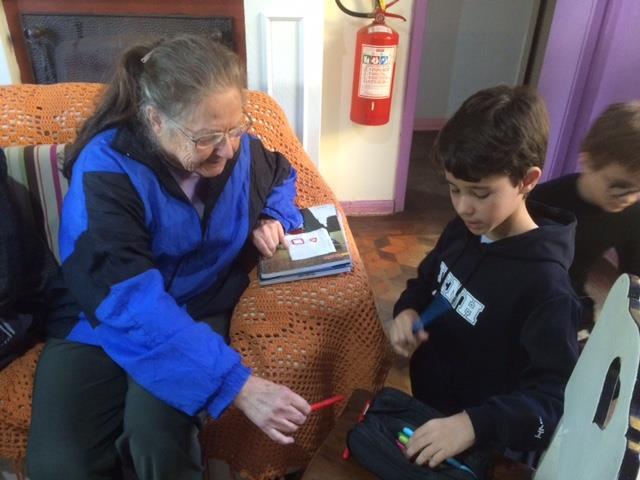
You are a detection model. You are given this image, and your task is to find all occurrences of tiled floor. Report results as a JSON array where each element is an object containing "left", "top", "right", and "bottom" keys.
[{"left": 348, "top": 131, "right": 455, "bottom": 393}]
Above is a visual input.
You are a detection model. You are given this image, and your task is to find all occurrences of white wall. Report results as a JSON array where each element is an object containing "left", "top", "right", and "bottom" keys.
[
  {"left": 0, "top": 5, "right": 20, "bottom": 84},
  {"left": 320, "top": 0, "right": 414, "bottom": 203},
  {"left": 415, "top": 0, "right": 539, "bottom": 119}
]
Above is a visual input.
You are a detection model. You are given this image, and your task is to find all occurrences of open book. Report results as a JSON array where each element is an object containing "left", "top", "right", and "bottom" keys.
[{"left": 258, "top": 204, "right": 353, "bottom": 286}]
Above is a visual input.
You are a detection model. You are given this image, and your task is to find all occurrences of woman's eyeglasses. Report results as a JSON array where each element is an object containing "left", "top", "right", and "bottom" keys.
[{"left": 165, "top": 112, "right": 253, "bottom": 150}]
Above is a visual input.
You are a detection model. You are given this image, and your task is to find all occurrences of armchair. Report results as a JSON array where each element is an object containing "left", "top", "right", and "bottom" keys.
[{"left": 0, "top": 83, "right": 391, "bottom": 479}]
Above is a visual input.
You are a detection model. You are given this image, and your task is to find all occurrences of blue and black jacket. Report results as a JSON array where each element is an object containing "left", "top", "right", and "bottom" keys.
[{"left": 47, "top": 122, "right": 302, "bottom": 418}]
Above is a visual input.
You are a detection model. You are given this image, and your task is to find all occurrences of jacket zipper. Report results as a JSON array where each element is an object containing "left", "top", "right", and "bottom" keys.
[{"left": 167, "top": 207, "right": 204, "bottom": 293}]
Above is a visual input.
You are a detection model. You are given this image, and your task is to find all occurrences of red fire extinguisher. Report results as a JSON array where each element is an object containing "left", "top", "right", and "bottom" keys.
[{"left": 336, "top": 0, "right": 406, "bottom": 126}]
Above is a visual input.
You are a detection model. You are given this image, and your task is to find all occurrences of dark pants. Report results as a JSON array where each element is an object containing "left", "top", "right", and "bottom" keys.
[{"left": 27, "top": 338, "right": 203, "bottom": 480}]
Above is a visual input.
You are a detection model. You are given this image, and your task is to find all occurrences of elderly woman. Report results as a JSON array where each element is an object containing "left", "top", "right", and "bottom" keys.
[{"left": 27, "top": 35, "right": 310, "bottom": 480}]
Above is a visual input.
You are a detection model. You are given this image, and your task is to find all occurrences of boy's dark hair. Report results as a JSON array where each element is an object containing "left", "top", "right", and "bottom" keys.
[
  {"left": 432, "top": 85, "right": 549, "bottom": 185},
  {"left": 581, "top": 101, "right": 640, "bottom": 173}
]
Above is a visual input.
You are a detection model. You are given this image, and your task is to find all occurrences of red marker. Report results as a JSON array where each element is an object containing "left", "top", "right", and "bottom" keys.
[
  {"left": 342, "top": 399, "right": 371, "bottom": 461},
  {"left": 310, "top": 394, "right": 346, "bottom": 412}
]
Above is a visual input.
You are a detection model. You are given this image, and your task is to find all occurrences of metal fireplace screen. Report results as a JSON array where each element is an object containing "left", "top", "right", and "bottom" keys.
[{"left": 20, "top": 14, "right": 234, "bottom": 84}]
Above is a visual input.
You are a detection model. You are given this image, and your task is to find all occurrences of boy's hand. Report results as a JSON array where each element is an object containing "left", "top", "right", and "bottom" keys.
[
  {"left": 388, "top": 309, "right": 429, "bottom": 357},
  {"left": 252, "top": 218, "right": 286, "bottom": 257},
  {"left": 404, "top": 411, "right": 476, "bottom": 468}
]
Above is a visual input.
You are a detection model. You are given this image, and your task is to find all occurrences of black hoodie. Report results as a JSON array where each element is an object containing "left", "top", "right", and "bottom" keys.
[{"left": 394, "top": 201, "right": 580, "bottom": 452}]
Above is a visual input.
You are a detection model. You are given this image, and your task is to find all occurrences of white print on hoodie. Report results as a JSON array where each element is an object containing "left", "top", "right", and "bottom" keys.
[{"left": 437, "top": 261, "right": 485, "bottom": 326}]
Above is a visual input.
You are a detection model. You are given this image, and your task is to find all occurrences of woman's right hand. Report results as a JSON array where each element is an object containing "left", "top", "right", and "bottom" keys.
[
  {"left": 233, "top": 375, "right": 310, "bottom": 444},
  {"left": 388, "top": 308, "right": 429, "bottom": 358}
]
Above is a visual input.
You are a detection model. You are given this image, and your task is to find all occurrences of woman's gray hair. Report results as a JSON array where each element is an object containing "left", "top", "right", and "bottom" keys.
[
  {"left": 64, "top": 34, "right": 246, "bottom": 178},
  {"left": 138, "top": 35, "right": 246, "bottom": 121}
]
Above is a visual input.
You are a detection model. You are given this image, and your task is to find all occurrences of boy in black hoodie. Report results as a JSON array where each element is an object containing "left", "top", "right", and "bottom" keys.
[{"left": 389, "top": 85, "right": 580, "bottom": 468}]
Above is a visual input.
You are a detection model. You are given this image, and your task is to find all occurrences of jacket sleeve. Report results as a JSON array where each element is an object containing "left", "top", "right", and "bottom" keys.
[
  {"left": 393, "top": 222, "right": 455, "bottom": 317},
  {"left": 465, "top": 294, "right": 580, "bottom": 451},
  {"left": 248, "top": 137, "right": 302, "bottom": 233},
  {"left": 61, "top": 166, "right": 250, "bottom": 419},
  {"left": 262, "top": 167, "right": 302, "bottom": 232}
]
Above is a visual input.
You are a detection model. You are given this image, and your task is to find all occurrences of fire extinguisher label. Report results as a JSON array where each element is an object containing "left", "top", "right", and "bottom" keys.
[
  {"left": 358, "top": 44, "right": 396, "bottom": 99},
  {"left": 368, "top": 25, "right": 393, "bottom": 34}
]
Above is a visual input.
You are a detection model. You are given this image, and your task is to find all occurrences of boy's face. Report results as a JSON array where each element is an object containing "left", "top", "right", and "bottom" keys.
[
  {"left": 579, "top": 156, "right": 640, "bottom": 212},
  {"left": 445, "top": 171, "right": 534, "bottom": 241}
]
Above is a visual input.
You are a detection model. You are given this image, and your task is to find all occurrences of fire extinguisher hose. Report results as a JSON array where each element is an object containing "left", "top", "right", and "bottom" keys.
[
  {"left": 334, "top": 0, "right": 376, "bottom": 19},
  {"left": 334, "top": 0, "right": 407, "bottom": 22}
]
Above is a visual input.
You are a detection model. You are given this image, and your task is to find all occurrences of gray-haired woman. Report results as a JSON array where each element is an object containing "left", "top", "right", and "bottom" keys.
[{"left": 27, "top": 35, "right": 310, "bottom": 479}]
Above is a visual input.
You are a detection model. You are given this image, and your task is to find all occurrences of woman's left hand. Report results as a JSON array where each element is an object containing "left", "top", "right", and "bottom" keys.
[{"left": 252, "top": 218, "right": 286, "bottom": 257}]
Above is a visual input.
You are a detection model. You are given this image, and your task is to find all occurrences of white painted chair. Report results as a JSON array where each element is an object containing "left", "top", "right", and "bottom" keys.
[{"left": 535, "top": 274, "right": 640, "bottom": 480}]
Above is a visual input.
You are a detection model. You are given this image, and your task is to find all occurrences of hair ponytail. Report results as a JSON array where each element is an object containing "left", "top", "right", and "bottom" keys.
[{"left": 63, "top": 42, "right": 157, "bottom": 178}]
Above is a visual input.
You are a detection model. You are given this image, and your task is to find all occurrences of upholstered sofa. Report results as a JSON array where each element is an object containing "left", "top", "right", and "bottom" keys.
[{"left": 0, "top": 83, "right": 390, "bottom": 479}]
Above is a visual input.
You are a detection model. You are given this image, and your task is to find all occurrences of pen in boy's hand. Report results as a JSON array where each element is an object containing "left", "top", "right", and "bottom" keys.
[
  {"left": 310, "top": 394, "right": 345, "bottom": 412},
  {"left": 411, "top": 293, "right": 451, "bottom": 334}
]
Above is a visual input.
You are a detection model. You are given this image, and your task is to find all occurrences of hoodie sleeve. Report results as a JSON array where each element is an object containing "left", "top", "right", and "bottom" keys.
[
  {"left": 393, "top": 221, "right": 456, "bottom": 317},
  {"left": 60, "top": 157, "right": 250, "bottom": 419},
  {"left": 465, "top": 294, "right": 580, "bottom": 451}
]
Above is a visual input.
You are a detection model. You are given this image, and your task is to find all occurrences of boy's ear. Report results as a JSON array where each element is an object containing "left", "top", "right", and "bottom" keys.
[{"left": 520, "top": 167, "right": 542, "bottom": 194}]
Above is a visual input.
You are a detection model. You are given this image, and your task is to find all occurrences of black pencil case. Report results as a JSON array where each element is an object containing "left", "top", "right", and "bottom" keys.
[{"left": 346, "top": 387, "right": 492, "bottom": 480}]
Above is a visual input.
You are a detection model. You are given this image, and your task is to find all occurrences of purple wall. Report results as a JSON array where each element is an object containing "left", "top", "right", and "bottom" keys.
[
  {"left": 538, "top": 0, "right": 640, "bottom": 180},
  {"left": 563, "top": 0, "right": 640, "bottom": 175}
]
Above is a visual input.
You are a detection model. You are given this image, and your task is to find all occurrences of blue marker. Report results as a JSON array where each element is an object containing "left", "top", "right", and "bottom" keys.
[
  {"left": 411, "top": 293, "right": 451, "bottom": 334},
  {"left": 445, "top": 458, "right": 477, "bottom": 479},
  {"left": 401, "top": 426, "right": 478, "bottom": 479}
]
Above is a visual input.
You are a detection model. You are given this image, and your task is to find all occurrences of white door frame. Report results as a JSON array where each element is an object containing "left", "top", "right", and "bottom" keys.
[{"left": 244, "top": 0, "right": 324, "bottom": 166}]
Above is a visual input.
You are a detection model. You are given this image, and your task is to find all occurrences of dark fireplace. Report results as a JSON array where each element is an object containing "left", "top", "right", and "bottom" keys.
[
  {"left": 2, "top": 1, "right": 246, "bottom": 84},
  {"left": 21, "top": 14, "right": 233, "bottom": 84}
]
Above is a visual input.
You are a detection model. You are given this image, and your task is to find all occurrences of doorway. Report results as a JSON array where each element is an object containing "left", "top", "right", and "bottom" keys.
[{"left": 396, "top": 0, "right": 555, "bottom": 211}]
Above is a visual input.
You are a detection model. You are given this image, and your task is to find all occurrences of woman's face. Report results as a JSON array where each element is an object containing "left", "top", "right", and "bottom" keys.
[{"left": 152, "top": 87, "right": 246, "bottom": 178}]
